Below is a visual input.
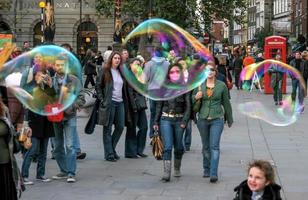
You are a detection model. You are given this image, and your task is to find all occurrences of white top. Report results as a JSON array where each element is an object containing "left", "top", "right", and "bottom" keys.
[{"left": 111, "top": 68, "right": 123, "bottom": 102}]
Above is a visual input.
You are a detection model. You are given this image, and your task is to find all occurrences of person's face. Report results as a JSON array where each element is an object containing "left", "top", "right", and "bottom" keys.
[
  {"left": 247, "top": 167, "right": 269, "bottom": 192},
  {"left": 169, "top": 50, "right": 176, "bottom": 58},
  {"left": 122, "top": 50, "right": 129, "bottom": 59},
  {"left": 24, "top": 42, "right": 29, "bottom": 48},
  {"left": 130, "top": 60, "right": 141, "bottom": 75},
  {"left": 169, "top": 66, "right": 181, "bottom": 83},
  {"left": 295, "top": 52, "right": 301, "bottom": 59},
  {"left": 206, "top": 64, "right": 216, "bottom": 78},
  {"left": 54, "top": 60, "right": 65, "bottom": 75},
  {"left": 34, "top": 53, "right": 43, "bottom": 66},
  {"left": 112, "top": 54, "right": 121, "bottom": 68}
]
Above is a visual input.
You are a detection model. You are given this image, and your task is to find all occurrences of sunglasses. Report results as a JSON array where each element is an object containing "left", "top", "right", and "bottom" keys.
[{"left": 169, "top": 70, "right": 180, "bottom": 74}]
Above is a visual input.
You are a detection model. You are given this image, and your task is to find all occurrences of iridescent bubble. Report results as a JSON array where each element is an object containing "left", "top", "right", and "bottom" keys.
[
  {"left": 239, "top": 59, "right": 306, "bottom": 126},
  {"left": 122, "top": 18, "right": 213, "bottom": 100},
  {"left": 1, "top": 45, "right": 82, "bottom": 116}
]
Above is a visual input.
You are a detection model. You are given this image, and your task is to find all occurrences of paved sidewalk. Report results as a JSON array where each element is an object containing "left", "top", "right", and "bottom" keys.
[{"left": 19, "top": 89, "right": 308, "bottom": 200}]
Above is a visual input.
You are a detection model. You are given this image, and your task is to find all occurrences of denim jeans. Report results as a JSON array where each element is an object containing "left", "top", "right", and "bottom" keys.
[
  {"left": 292, "top": 79, "right": 304, "bottom": 104},
  {"left": 273, "top": 81, "right": 282, "bottom": 102},
  {"left": 50, "top": 129, "right": 81, "bottom": 156},
  {"left": 183, "top": 120, "right": 192, "bottom": 150},
  {"left": 103, "top": 101, "right": 124, "bottom": 159},
  {"left": 53, "top": 116, "right": 77, "bottom": 176},
  {"left": 21, "top": 137, "right": 49, "bottom": 178},
  {"left": 125, "top": 110, "right": 148, "bottom": 156},
  {"left": 149, "top": 100, "right": 156, "bottom": 138},
  {"left": 197, "top": 118, "right": 224, "bottom": 178},
  {"left": 160, "top": 118, "right": 185, "bottom": 160}
]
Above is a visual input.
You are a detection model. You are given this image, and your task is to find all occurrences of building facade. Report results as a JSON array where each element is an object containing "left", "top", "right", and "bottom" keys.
[
  {"left": 247, "top": 0, "right": 256, "bottom": 45},
  {"left": 272, "top": 0, "right": 291, "bottom": 36},
  {"left": 0, "top": 0, "right": 122, "bottom": 55},
  {"left": 291, "top": 0, "right": 307, "bottom": 42}
]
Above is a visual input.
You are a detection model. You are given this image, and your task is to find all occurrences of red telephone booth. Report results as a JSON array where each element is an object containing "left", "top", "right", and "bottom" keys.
[{"left": 264, "top": 36, "right": 287, "bottom": 94}]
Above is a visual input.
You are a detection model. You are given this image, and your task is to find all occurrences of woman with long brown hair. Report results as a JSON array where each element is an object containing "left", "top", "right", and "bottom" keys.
[
  {"left": 0, "top": 99, "right": 26, "bottom": 199},
  {"left": 95, "top": 51, "right": 131, "bottom": 162}
]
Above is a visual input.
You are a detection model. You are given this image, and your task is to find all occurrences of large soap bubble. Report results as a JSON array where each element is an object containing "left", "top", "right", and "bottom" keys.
[
  {"left": 239, "top": 59, "right": 306, "bottom": 126},
  {"left": 1, "top": 45, "right": 82, "bottom": 116},
  {"left": 122, "top": 18, "right": 213, "bottom": 100}
]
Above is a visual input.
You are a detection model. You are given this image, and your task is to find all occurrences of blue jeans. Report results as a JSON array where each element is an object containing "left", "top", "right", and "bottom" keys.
[
  {"left": 50, "top": 129, "right": 81, "bottom": 156},
  {"left": 103, "top": 101, "right": 124, "bottom": 159},
  {"left": 197, "top": 118, "right": 224, "bottom": 178},
  {"left": 53, "top": 116, "right": 77, "bottom": 176},
  {"left": 292, "top": 79, "right": 304, "bottom": 104},
  {"left": 21, "top": 137, "right": 49, "bottom": 178},
  {"left": 183, "top": 120, "right": 192, "bottom": 150},
  {"left": 160, "top": 118, "right": 185, "bottom": 160},
  {"left": 125, "top": 110, "right": 148, "bottom": 156}
]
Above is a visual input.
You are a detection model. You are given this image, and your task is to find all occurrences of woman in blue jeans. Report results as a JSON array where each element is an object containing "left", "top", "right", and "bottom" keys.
[
  {"left": 96, "top": 51, "right": 132, "bottom": 162},
  {"left": 153, "top": 63, "right": 191, "bottom": 182},
  {"left": 192, "top": 63, "right": 233, "bottom": 183}
]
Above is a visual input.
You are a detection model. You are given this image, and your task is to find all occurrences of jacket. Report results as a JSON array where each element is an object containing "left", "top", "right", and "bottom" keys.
[
  {"left": 143, "top": 57, "right": 170, "bottom": 90},
  {"left": 127, "top": 84, "right": 147, "bottom": 112},
  {"left": 154, "top": 93, "right": 191, "bottom": 126},
  {"left": 192, "top": 80, "right": 233, "bottom": 124},
  {"left": 1, "top": 111, "right": 25, "bottom": 197},
  {"left": 233, "top": 180, "right": 282, "bottom": 200},
  {"left": 52, "top": 74, "right": 85, "bottom": 120},
  {"left": 95, "top": 67, "right": 132, "bottom": 126},
  {"left": 289, "top": 58, "right": 305, "bottom": 78},
  {"left": 268, "top": 64, "right": 284, "bottom": 88}
]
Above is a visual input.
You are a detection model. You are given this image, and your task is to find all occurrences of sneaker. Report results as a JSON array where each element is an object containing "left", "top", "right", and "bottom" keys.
[
  {"left": 67, "top": 175, "right": 76, "bottom": 183},
  {"left": 77, "top": 152, "right": 87, "bottom": 160},
  {"left": 52, "top": 172, "right": 68, "bottom": 180},
  {"left": 210, "top": 177, "right": 218, "bottom": 183},
  {"left": 36, "top": 176, "right": 51, "bottom": 182},
  {"left": 23, "top": 178, "right": 34, "bottom": 185}
]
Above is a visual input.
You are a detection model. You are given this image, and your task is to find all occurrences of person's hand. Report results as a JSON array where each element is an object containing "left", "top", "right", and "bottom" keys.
[
  {"left": 195, "top": 91, "right": 203, "bottom": 101},
  {"left": 25, "top": 127, "right": 32, "bottom": 137},
  {"left": 180, "top": 124, "right": 186, "bottom": 129},
  {"left": 227, "top": 122, "right": 233, "bottom": 128},
  {"left": 153, "top": 125, "right": 159, "bottom": 131}
]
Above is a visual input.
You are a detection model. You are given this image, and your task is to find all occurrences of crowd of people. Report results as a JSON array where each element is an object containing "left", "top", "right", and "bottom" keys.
[{"left": 4, "top": 40, "right": 308, "bottom": 200}]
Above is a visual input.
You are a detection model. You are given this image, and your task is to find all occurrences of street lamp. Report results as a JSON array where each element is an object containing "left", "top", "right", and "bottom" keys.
[{"left": 39, "top": 1, "right": 46, "bottom": 43}]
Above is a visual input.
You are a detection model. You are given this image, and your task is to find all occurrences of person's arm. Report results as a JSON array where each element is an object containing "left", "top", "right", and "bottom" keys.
[
  {"left": 154, "top": 101, "right": 163, "bottom": 127},
  {"left": 127, "top": 85, "right": 137, "bottom": 112},
  {"left": 181, "top": 93, "right": 191, "bottom": 127},
  {"left": 95, "top": 69, "right": 104, "bottom": 102},
  {"left": 221, "top": 84, "right": 233, "bottom": 127}
]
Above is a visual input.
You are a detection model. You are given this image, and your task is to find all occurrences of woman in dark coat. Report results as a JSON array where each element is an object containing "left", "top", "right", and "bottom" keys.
[
  {"left": 20, "top": 53, "right": 55, "bottom": 185},
  {"left": 95, "top": 51, "right": 132, "bottom": 162},
  {"left": 83, "top": 49, "right": 97, "bottom": 88},
  {"left": 0, "top": 100, "right": 26, "bottom": 200}
]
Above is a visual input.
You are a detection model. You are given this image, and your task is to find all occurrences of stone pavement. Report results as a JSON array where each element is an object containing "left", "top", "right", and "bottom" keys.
[{"left": 19, "top": 88, "right": 308, "bottom": 200}]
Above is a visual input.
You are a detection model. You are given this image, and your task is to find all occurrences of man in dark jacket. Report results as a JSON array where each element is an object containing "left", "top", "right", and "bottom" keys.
[
  {"left": 51, "top": 55, "right": 85, "bottom": 183},
  {"left": 290, "top": 51, "right": 305, "bottom": 113}
]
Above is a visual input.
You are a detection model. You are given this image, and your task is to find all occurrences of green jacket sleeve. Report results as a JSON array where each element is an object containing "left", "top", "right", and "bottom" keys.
[
  {"left": 181, "top": 93, "right": 191, "bottom": 125},
  {"left": 221, "top": 84, "right": 233, "bottom": 124}
]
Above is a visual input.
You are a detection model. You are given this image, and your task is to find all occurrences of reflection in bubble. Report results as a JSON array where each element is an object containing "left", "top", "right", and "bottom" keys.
[
  {"left": 1, "top": 45, "right": 82, "bottom": 116},
  {"left": 122, "top": 18, "right": 213, "bottom": 100},
  {"left": 239, "top": 60, "right": 306, "bottom": 126}
]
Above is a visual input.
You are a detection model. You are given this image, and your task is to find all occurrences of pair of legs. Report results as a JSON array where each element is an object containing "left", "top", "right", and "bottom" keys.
[
  {"left": 84, "top": 75, "right": 95, "bottom": 88},
  {"left": 21, "top": 137, "right": 49, "bottom": 179},
  {"left": 197, "top": 118, "right": 224, "bottom": 180},
  {"left": 103, "top": 101, "right": 125, "bottom": 161},
  {"left": 125, "top": 110, "right": 148, "bottom": 157},
  {"left": 53, "top": 117, "right": 78, "bottom": 177}
]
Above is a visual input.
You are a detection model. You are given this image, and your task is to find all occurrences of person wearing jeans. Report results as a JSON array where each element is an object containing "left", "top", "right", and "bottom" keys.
[
  {"left": 192, "top": 63, "right": 233, "bottom": 183},
  {"left": 96, "top": 51, "right": 131, "bottom": 162},
  {"left": 125, "top": 58, "right": 148, "bottom": 158},
  {"left": 153, "top": 63, "right": 191, "bottom": 182},
  {"left": 51, "top": 55, "right": 85, "bottom": 183},
  {"left": 290, "top": 52, "right": 306, "bottom": 113}
]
